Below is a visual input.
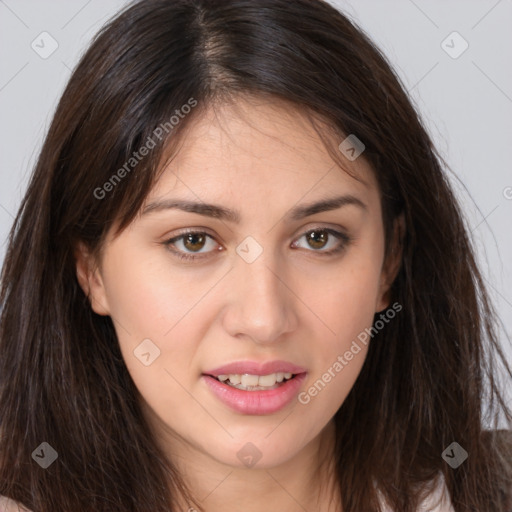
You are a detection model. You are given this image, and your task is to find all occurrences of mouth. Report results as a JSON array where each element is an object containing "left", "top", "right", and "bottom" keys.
[
  {"left": 201, "top": 361, "right": 307, "bottom": 415},
  {"left": 208, "top": 372, "right": 299, "bottom": 391}
]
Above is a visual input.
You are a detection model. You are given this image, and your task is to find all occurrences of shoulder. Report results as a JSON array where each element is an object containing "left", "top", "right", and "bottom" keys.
[
  {"left": 377, "top": 473, "right": 454, "bottom": 512},
  {"left": 0, "top": 496, "right": 31, "bottom": 512},
  {"left": 416, "top": 473, "right": 454, "bottom": 512}
]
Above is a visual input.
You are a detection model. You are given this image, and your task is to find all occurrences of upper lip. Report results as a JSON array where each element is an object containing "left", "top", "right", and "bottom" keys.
[{"left": 204, "top": 360, "right": 307, "bottom": 377}]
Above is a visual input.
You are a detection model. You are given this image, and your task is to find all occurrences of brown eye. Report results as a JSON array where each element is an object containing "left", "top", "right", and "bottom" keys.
[
  {"left": 163, "top": 231, "right": 219, "bottom": 261},
  {"left": 182, "top": 233, "right": 207, "bottom": 252},
  {"left": 292, "top": 227, "right": 351, "bottom": 256},
  {"left": 306, "top": 229, "right": 329, "bottom": 250},
  {"left": 164, "top": 226, "right": 351, "bottom": 263}
]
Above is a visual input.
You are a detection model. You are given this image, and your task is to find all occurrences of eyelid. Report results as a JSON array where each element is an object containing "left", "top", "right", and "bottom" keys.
[{"left": 163, "top": 225, "right": 352, "bottom": 261}]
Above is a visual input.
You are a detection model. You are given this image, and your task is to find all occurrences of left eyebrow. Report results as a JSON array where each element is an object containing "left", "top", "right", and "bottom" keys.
[
  {"left": 141, "top": 194, "right": 367, "bottom": 223},
  {"left": 286, "top": 194, "right": 367, "bottom": 221}
]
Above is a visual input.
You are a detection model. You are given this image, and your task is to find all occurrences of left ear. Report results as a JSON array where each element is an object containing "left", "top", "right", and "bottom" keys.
[
  {"left": 74, "top": 241, "right": 111, "bottom": 316},
  {"left": 376, "top": 213, "right": 405, "bottom": 312}
]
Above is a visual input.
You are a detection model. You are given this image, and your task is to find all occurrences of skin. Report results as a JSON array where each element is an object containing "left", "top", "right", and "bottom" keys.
[{"left": 76, "top": 96, "right": 401, "bottom": 511}]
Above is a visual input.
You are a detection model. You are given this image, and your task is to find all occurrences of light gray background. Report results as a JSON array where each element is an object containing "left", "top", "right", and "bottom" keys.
[{"left": 1, "top": 1, "right": 511, "bottom": 408}]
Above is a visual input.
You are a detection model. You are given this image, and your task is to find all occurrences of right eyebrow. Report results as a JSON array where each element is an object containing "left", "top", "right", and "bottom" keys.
[{"left": 142, "top": 199, "right": 240, "bottom": 222}]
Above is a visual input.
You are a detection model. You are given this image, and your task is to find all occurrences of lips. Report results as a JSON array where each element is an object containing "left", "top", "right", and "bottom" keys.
[{"left": 202, "top": 360, "right": 308, "bottom": 415}]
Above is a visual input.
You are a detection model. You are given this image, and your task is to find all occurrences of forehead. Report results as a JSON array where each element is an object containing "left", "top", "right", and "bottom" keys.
[{"left": 148, "top": 96, "right": 378, "bottom": 211}]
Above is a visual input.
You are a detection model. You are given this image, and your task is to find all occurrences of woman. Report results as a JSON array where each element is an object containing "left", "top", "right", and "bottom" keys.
[{"left": 0, "top": 0, "right": 510, "bottom": 510}]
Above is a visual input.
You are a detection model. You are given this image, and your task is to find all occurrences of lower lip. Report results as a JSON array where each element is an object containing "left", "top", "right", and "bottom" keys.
[{"left": 202, "top": 373, "right": 307, "bottom": 415}]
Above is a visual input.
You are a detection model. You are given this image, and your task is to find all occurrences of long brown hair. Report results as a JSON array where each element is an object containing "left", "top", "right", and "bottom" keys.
[{"left": 1, "top": 0, "right": 510, "bottom": 510}]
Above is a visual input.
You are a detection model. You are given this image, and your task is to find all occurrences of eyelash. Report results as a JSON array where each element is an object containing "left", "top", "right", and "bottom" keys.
[{"left": 163, "top": 227, "right": 352, "bottom": 262}]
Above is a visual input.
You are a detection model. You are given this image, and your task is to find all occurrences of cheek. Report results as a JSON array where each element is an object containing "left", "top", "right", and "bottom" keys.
[
  {"left": 100, "top": 247, "right": 220, "bottom": 415},
  {"left": 103, "top": 260, "right": 206, "bottom": 434},
  {"left": 101, "top": 245, "right": 205, "bottom": 339},
  {"left": 299, "top": 246, "right": 383, "bottom": 347},
  {"left": 294, "top": 247, "right": 383, "bottom": 415}
]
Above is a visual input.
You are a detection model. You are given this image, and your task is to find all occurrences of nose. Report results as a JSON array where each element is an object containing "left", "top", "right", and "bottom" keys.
[{"left": 222, "top": 249, "right": 298, "bottom": 345}]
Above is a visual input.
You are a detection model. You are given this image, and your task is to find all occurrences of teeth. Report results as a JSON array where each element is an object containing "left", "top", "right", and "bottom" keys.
[
  {"left": 216, "top": 372, "right": 295, "bottom": 389},
  {"left": 241, "top": 374, "right": 260, "bottom": 387},
  {"left": 227, "top": 374, "right": 241, "bottom": 385},
  {"left": 257, "top": 374, "right": 277, "bottom": 387}
]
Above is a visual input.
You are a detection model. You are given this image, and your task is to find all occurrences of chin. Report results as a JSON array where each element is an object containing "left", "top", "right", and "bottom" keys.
[{"left": 204, "top": 434, "right": 303, "bottom": 470}]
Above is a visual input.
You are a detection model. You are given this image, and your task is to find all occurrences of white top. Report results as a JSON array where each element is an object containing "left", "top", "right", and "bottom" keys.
[
  {"left": 0, "top": 475, "right": 455, "bottom": 511},
  {"left": 379, "top": 473, "right": 455, "bottom": 512},
  {"left": 0, "top": 496, "right": 30, "bottom": 512}
]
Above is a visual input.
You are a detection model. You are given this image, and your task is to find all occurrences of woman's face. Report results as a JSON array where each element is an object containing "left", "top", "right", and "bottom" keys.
[{"left": 77, "top": 97, "right": 395, "bottom": 470}]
